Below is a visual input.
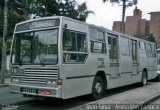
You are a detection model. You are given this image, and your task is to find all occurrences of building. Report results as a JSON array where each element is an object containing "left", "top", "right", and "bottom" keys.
[
  {"left": 149, "top": 12, "right": 160, "bottom": 47},
  {"left": 113, "top": 7, "right": 148, "bottom": 39},
  {"left": 112, "top": 7, "right": 160, "bottom": 48},
  {"left": 125, "top": 7, "right": 147, "bottom": 39},
  {"left": 112, "top": 21, "right": 121, "bottom": 32}
]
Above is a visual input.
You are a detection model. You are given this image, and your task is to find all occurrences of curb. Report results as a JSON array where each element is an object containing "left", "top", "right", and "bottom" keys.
[
  {"left": 68, "top": 94, "right": 160, "bottom": 110},
  {"left": 137, "top": 94, "right": 160, "bottom": 109},
  {"left": 0, "top": 83, "right": 9, "bottom": 88},
  {"left": 68, "top": 89, "right": 160, "bottom": 110}
]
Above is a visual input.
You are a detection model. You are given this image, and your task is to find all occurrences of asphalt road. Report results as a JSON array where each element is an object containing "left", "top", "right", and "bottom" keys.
[
  {"left": 0, "top": 83, "right": 149, "bottom": 110},
  {"left": 142, "top": 93, "right": 160, "bottom": 110}
]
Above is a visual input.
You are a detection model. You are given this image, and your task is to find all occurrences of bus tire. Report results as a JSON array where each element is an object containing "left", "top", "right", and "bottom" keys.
[
  {"left": 140, "top": 71, "right": 147, "bottom": 86},
  {"left": 155, "top": 75, "right": 160, "bottom": 81},
  {"left": 23, "top": 94, "right": 27, "bottom": 97},
  {"left": 91, "top": 76, "right": 105, "bottom": 100},
  {"left": 158, "top": 75, "right": 160, "bottom": 81}
]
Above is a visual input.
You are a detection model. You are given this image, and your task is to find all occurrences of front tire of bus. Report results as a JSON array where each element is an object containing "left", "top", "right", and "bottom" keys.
[
  {"left": 91, "top": 76, "right": 105, "bottom": 100},
  {"left": 140, "top": 71, "right": 147, "bottom": 86}
]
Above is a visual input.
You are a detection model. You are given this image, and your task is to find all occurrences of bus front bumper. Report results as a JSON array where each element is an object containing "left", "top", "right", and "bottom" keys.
[{"left": 9, "top": 83, "right": 62, "bottom": 98}]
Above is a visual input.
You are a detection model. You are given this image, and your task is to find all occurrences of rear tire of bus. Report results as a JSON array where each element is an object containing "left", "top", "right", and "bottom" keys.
[
  {"left": 155, "top": 75, "right": 160, "bottom": 81},
  {"left": 91, "top": 76, "right": 105, "bottom": 100},
  {"left": 140, "top": 71, "right": 147, "bottom": 86}
]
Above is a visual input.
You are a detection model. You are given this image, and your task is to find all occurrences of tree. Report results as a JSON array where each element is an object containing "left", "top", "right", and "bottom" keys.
[
  {"left": 0, "top": 0, "right": 32, "bottom": 83},
  {"left": 77, "top": 2, "right": 94, "bottom": 21},
  {"left": 146, "top": 33, "right": 156, "bottom": 42},
  {"left": 28, "top": 0, "right": 93, "bottom": 22},
  {"left": 103, "top": 0, "right": 137, "bottom": 33}
]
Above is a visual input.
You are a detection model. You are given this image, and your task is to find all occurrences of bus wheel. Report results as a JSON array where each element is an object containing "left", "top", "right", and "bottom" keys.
[
  {"left": 158, "top": 75, "right": 160, "bottom": 81},
  {"left": 140, "top": 71, "right": 147, "bottom": 86},
  {"left": 155, "top": 75, "right": 160, "bottom": 81},
  {"left": 91, "top": 76, "right": 105, "bottom": 100}
]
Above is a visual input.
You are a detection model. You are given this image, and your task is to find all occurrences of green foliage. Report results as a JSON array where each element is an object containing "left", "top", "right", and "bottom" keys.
[
  {"left": 0, "top": 0, "right": 27, "bottom": 69},
  {"left": 0, "top": 0, "right": 27, "bottom": 37},
  {"left": 103, "top": 0, "right": 137, "bottom": 5},
  {"left": 146, "top": 33, "right": 156, "bottom": 42},
  {"left": 28, "top": 0, "right": 93, "bottom": 22},
  {"left": 0, "top": 0, "right": 92, "bottom": 57}
]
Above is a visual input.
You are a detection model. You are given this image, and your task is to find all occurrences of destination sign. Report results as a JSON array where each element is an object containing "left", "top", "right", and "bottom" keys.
[{"left": 15, "top": 19, "right": 60, "bottom": 32}]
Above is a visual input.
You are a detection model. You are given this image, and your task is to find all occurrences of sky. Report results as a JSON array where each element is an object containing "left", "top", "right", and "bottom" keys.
[{"left": 75, "top": 0, "right": 160, "bottom": 30}]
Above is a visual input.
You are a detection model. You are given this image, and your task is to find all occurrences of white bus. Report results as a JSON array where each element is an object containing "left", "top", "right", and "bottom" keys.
[
  {"left": 9, "top": 16, "right": 157, "bottom": 100},
  {"left": 156, "top": 49, "right": 160, "bottom": 80}
]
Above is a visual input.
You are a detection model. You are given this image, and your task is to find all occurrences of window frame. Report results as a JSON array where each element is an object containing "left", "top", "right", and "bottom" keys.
[
  {"left": 89, "top": 27, "right": 107, "bottom": 53},
  {"left": 120, "top": 36, "right": 130, "bottom": 56},
  {"left": 139, "top": 41, "right": 146, "bottom": 50},
  {"left": 107, "top": 33, "right": 118, "bottom": 63},
  {"left": 62, "top": 29, "right": 88, "bottom": 64},
  {"left": 130, "top": 39, "right": 138, "bottom": 63}
]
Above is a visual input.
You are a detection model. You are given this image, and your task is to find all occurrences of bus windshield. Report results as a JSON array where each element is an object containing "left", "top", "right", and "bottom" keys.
[{"left": 11, "top": 29, "right": 58, "bottom": 65}]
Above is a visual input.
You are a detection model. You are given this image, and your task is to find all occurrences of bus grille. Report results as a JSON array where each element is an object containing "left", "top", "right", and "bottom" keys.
[{"left": 19, "top": 67, "right": 59, "bottom": 85}]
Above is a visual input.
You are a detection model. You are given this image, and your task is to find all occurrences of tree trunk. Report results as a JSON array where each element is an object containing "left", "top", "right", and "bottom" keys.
[
  {"left": 121, "top": 0, "right": 126, "bottom": 34},
  {"left": 0, "top": 0, "right": 8, "bottom": 84}
]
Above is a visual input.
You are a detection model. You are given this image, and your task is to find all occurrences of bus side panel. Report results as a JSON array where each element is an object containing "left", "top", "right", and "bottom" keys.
[
  {"left": 119, "top": 36, "right": 132, "bottom": 86},
  {"left": 60, "top": 64, "right": 93, "bottom": 99},
  {"left": 147, "top": 57, "right": 157, "bottom": 80},
  {"left": 61, "top": 55, "right": 109, "bottom": 99}
]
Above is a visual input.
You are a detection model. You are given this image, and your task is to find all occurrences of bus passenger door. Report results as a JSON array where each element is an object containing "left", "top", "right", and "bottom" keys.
[
  {"left": 119, "top": 37, "right": 132, "bottom": 86},
  {"left": 130, "top": 40, "right": 139, "bottom": 83},
  {"left": 108, "top": 34, "right": 120, "bottom": 88}
]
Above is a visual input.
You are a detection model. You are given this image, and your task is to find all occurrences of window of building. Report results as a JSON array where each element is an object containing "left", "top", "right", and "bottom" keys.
[
  {"left": 63, "top": 30, "right": 88, "bottom": 63},
  {"left": 108, "top": 33, "right": 118, "bottom": 63}
]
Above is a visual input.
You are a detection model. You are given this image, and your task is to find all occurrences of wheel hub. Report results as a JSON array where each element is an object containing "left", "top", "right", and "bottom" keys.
[
  {"left": 95, "top": 82, "right": 102, "bottom": 94},
  {"left": 143, "top": 74, "right": 147, "bottom": 85}
]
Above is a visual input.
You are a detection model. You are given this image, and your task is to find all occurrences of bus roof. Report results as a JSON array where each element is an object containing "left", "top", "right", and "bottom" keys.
[{"left": 14, "top": 16, "right": 156, "bottom": 44}]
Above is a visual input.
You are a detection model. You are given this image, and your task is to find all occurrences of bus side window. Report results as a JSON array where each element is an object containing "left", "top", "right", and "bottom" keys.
[
  {"left": 131, "top": 40, "right": 137, "bottom": 63},
  {"left": 63, "top": 30, "right": 88, "bottom": 63},
  {"left": 108, "top": 34, "right": 118, "bottom": 63},
  {"left": 89, "top": 28, "right": 106, "bottom": 53}
]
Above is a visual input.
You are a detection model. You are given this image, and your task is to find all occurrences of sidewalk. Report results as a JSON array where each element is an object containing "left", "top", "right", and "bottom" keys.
[
  {"left": 0, "top": 78, "right": 10, "bottom": 87},
  {"left": 69, "top": 82, "right": 160, "bottom": 110}
]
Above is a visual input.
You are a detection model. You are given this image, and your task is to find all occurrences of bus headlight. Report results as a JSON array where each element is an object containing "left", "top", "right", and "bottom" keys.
[
  {"left": 46, "top": 80, "right": 56, "bottom": 85},
  {"left": 11, "top": 78, "right": 19, "bottom": 83}
]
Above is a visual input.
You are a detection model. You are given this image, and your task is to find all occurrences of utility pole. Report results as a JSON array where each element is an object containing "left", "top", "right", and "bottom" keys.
[
  {"left": 120, "top": 0, "right": 126, "bottom": 34},
  {"left": 0, "top": 0, "right": 8, "bottom": 84},
  {"left": 119, "top": 0, "right": 137, "bottom": 34}
]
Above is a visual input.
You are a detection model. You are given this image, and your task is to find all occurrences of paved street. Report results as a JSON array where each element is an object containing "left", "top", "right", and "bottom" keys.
[
  {"left": 0, "top": 87, "right": 91, "bottom": 110},
  {"left": 69, "top": 81, "right": 160, "bottom": 110},
  {"left": 150, "top": 97, "right": 160, "bottom": 104},
  {"left": 0, "top": 82, "right": 143, "bottom": 110},
  {"left": 141, "top": 95, "right": 160, "bottom": 110},
  {"left": 0, "top": 87, "right": 34, "bottom": 106}
]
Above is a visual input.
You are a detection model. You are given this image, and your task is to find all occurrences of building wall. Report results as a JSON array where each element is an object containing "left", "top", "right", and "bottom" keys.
[
  {"left": 133, "top": 7, "right": 142, "bottom": 19},
  {"left": 138, "top": 19, "right": 147, "bottom": 39},
  {"left": 149, "top": 12, "right": 160, "bottom": 47},
  {"left": 112, "top": 8, "right": 160, "bottom": 48},
  {"left": 125, "top": 16, "right": 139, "bottom": 37},
  {"left": 112, "top": 21, "right": 121, "bottom": 33},
  {"left": 112, "top": 7, "right": 147, "bottom": 38},
  {"left": 146, "top": 21, "right": 150, "bottom": 34}
]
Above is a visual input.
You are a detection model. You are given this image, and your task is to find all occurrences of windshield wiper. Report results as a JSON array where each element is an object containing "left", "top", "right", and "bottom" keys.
[{"left": 38, "top": 55, "right": 45, "bottom": 66}]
